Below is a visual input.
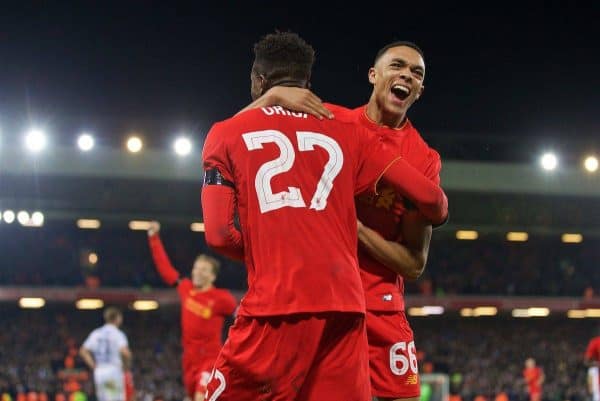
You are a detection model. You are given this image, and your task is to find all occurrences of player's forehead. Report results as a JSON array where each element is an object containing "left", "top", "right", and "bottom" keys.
[{"left": 377, "top": 46, "right": 425, "bottom": 69}]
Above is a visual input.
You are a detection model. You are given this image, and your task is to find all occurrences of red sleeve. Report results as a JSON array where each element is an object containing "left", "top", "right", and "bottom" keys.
[
  {"left": 201, "top": 185, "right": 244, "bottom": 261},
  {"left": 216, "top": 291, "right": 237, "bottom": 316},
  {"left": 176, "top": 278, "right": 193, "bottom": 299},
  {"left": 202, "top": 122, "right": 235, "bottom": 182},
  {"left": 148, "top": 234, "right": 180, "bottom": 286},
  {"left": 201, "top": 123, "right": 244, "bottom": 261},
  {"left": 586, "top": 338, "right": 599, "bottom": 360},
  {"left": 424, "top": 148, "right": 442, "bottom": 186}
]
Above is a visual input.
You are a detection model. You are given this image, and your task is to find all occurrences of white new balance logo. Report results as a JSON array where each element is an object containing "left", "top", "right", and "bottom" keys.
[{"left": 382, "top": 294, "right": 393, "bottom": 302}]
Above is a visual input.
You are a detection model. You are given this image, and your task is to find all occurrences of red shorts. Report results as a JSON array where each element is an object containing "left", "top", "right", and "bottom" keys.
[
  {"left": 205, "top": 312, "right": 370, "bottom": 401},
  {"left": 366, "top": 310, "right": 420, "bottom": 398},
  {"left": 184, "top": 359, "right": 216, "bottom": 398}
]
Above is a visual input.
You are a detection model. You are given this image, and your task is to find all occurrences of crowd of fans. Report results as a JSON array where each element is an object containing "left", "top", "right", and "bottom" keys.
[
  {"left": 0, "top": 225, "right": 597, "bottom": 297},
  {"left": 0, "top": 307, "right": 594, "bottom": 401}
]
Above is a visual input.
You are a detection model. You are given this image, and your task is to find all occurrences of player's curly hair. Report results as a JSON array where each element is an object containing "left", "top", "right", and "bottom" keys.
[{"left": 253, "top": 31, "right": 315, "bottom": 84}]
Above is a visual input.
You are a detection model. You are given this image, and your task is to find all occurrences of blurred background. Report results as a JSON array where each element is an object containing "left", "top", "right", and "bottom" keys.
[{"left": 1, "top": 2, "right": 599, "bottom": 401}]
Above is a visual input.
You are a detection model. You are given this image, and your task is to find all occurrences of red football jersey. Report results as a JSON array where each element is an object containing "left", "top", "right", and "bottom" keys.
[
  {"left": 202, "top": 105, "right": 400, "bottom": 316},
  {"left": 177, "top": 280, "right": 237, "bottom": 370},
  {"left": 586, "top": 337, "right": 600, "bottom": 362},
  {"left": 327, "top": 104, "right": 441, "bottom": 312},
  {"left": 523, "top": 366, "right": 543, "bottom": 392}
]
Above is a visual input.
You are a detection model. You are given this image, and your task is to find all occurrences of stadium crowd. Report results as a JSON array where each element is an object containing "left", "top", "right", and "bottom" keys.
[
  {"left": 0, "top": 308, "right": 594, "bottom": 401},
  {"left": 0, "top": 226, "right": 597, "bottom": 297}
]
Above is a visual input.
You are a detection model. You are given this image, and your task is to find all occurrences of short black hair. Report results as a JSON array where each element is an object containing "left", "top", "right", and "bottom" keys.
[
  {"left": 374, "top": 41, "right": 424, "bottom": 65},
  {"left": 253, "top": 31, "right": 315, "bottom": 84}
]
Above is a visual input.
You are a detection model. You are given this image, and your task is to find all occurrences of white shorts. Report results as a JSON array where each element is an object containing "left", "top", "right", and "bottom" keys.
[
  {"left": 589, "top": 367, "right": 600, "bottom": 401},
  {"left": 94, "top": 366, "right": 125, "bottom": 401}
]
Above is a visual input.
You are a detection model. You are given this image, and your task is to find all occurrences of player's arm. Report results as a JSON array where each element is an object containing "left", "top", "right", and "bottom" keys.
[
  {"left": 147, "top": 221, "right": 181, "bottom": 286},
  {"left": 237, "top": 86, "right": 333, "bottom": 120},
  {"left": 201, "top": 183, "right": 244, "bottom": 261},
  {"left": 79, "top": 346, "right": 96, "bottom": 370},
  {"left": 120, "top": 346, "right": 132, "bottom": 370},
  {"left": 379, "top": 158, "right": 448, "bottom": 226},
  {"left": 357, "top": 210, "right": 431, "bottom": 280}
]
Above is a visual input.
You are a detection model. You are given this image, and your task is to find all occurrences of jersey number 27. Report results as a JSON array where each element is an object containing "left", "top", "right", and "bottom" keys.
[{"left": 243, "top": 130, "right": 344, "bottom": 214}]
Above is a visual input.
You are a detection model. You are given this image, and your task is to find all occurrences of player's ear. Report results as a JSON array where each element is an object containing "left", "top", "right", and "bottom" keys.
[{"left": 368, "top": 67, "right": 376, "bottom": 85}]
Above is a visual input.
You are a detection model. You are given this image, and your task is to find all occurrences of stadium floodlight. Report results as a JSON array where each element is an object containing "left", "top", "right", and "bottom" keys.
[
  {"left": 408, "top": 306, "right": 444, "bottom": 316},
  {"left": 473, "top": 306, "right": 498, "bottom": 316},
  {"left": 2, "top": 210, "right": 15, "bottom": 224},
  {"left": 17, "top": 211, "right": 30, "bottom": 225},
  {"left": 88, "top": 252, "right": 98, "bottom": 265},
  {"left": 76, "top": 298, "right": 104, "bottom": 310},
  {"left": 129, "top": 220, "right": 152, "bottom": 230},
  {"left": 562, "top": 233, "right": 583, "bottom": 243},
  {"left": 567, "top": 310, "right": 586, "bottom": 319},
  {"left": 77, "top": 133, "right": 95, "bottom": 151},
  {"left": 174, "top": 136, "right": 192, "bottom": 156},
  {"left": 506, "top": 231, "right": 528, "bottom": 242},
  {"left": 539, "top": 152, "right": 558, "bottom": 171},
  {"left": 584, "top": 155, "right": 599, "bottom": 173},
  {"left": 19, "top": 297, "right": 45, "bottom": 309},
  {"left": 30, "top": 211, "right": 44, "bottom": 227},
  {"left": 132, "top": 300, "right": 159, "bottom": 311},
  {"left": 460, "top": 308, "right": 474, "bottom": 317},
  {"left": 190, "top": 222, "right": 205, "bottom": 232},
  {"left": 126, "top": 136, "right": 143, "bottom": 153},
  {"left": 455, "top": 230, "right": 478, "bottom": 240},
  {"left": 25, "top": 129, "right": 47, "bottom": 153},
  {"left": 586, "top": 309, "right": 600, "bottom": 318},
  {"left": 77, "top": 219, "right": 101, "bottom": 229}
]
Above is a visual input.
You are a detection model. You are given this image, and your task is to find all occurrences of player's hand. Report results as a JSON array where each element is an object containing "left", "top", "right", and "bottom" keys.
[
  {"left": 265, "top": 86, "right": 334, "bottom": 120},
  {"left": 357, "top": 219, "right": 364, "bottom": 232},
  {"left": 147, "top": 221, "right": 160, "bottom": 237}
]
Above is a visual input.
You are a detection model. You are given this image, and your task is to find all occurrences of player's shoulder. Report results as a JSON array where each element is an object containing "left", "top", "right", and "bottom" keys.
[{"left": 404, "top": 121, "right": 440, "bottom": 160}]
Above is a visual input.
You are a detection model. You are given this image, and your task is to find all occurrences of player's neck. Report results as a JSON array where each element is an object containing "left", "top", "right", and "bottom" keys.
[
  {"left": 194, "top": 284, "right": 214, "bottom": 292},
  {"left": 366, "top": 99, "right": 407, "bottom": 129}
]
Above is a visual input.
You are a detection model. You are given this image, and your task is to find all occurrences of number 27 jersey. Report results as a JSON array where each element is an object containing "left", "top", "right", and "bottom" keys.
[{"left": 202, "top": 105, "right": 399, "bottom": 317}]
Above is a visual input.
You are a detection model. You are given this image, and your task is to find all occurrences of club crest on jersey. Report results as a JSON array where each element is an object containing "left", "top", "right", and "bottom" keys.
[{"left": 261, "top": 106, "right": 307, "bottom": 119}]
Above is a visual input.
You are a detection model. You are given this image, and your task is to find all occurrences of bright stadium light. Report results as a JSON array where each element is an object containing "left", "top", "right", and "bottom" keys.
[
  {"left": 567, "top": 310, "right": 586, "bottom": 319},
  {"left": 190, "top": 222, "right": 205, "bottom": 232},
  {"left": 562, "top": 233, "right": 583, "bottom": 243},
  {"left": 77, "top": 133, "right": 95, "bottom": 151},
  {"left": 19, "top": 297, "right": 46, "bottom": 309},
  {"left": 129, "top": 220, "right": 152, "bottom": 230},
  {"left": 30, "top": 211, "right": 44, "bottom": 227},
  {"left": 126, "top": 136, "right": 143, "bottom": 153},
  {"left": 506, "top": 231, "right": 528, "bottom": 242},
  {"left": 132, "top": 300, "right": 159, "bottom": 311},
  {"left": 539, "top": 152, "right": 558, "bottom": 171},
  {"left": 25, "top": 129, "right": 47, "bottom": 153},
  {"left": 474, "top": 306, "right": 498, "bottom": 316},
  {"left": 174, "top": 137, "right": 192, "bottom": 156},
  {"left": 408, "top": 306, "right": 444, "bottom": 316},
  {"left": 586, "top": 309, "right": 600, "bottom": 318},
  {"left": 584, "top": 156, "right": 599, "bottom": 173},
  {"left": 460, "top": 308, "right": 474, "bottom": 317},
  {"left": 456, "top": 230, "right": 478, "bottom": 240},
  {"left": 76, "top": 298, "right": 104, "bottom": 310},
  {"left": 88, "top": 252, "right": 98, "bottom": 265},
  {"left": 3, "top": 210, "right": 15, "bottom": 224},
  {"left": 77, "top": 219, "right": 101, "bottom": 229},
  {"left": 17, "top": 211, "right": 30, "bottom": 225}
]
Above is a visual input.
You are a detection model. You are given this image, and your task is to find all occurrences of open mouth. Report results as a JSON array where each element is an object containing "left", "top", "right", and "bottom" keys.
[{"left": 391, "top": 84, "right": 410, "bottom": 101}]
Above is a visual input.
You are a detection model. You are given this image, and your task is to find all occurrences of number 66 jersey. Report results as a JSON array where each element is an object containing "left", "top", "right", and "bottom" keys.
[{"left": 202, "top": 105, "right": 446, "bottom": 317}]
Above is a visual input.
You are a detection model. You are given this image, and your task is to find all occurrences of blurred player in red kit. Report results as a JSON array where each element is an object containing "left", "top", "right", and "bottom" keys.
[
  {"left": 522, "top": 358, "right": 544, "bottom": 401},
  {"left": 201, "top": 31, "right": 448, "bottom": 401},
  {"left": 146, "top": 221, "right": 237, "bottom": 401},
  {"left": 585, "top": 329, "right": 600, "bottom": 401},
  {"left": 246, "top": 40, "right": 439, "bottom": 401}
]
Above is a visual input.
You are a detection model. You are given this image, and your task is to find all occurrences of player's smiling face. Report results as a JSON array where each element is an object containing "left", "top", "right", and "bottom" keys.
[
  {"left": 369, "top": 46, "right": 425, "bottom": 119},
  {"left": 192, "top": 260, "right": 216, "bottom": 288}
]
